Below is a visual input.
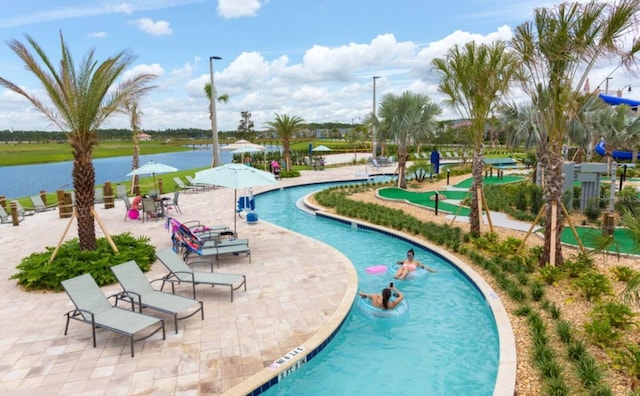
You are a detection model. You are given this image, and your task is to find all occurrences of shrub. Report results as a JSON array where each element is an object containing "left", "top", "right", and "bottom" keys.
[
  {"left": 563, "top": 252, "right": 593, "bottom": 278},
  {"left": 611, "top": 265, "right": 638, "bottom": 282},
  {"left": 10, "top": 233, "right": 156, "bottom": 291},
  {"left": 279, "top": 169, "right": 301, "bottom": 178},
  {"left": 574, "top": 272, "right": 612, "bottom": 302},
  {"left": 613, "top": 345, "right": 640, "bottom": 387},
  {"left": 584, "top": 198, "right": 602, "bottom": 222},
  {"left": 575, "top": 354, "right": 602, "bottom": 388},
  {"left": 538, "top": 265, "right": 564, "bottom": 285},
  {"left": 568, "top": 340, "right": 587, "bottom": 361},
  {"left": 584, "top": 319, "right": 619, "bottom": 347},
  {"left": 591, "top": 301, "right": 634, "bottom": 330},
  {"left": 530, "top": 280, "right": 545, "bottom": 301},
  {"left": 555, "top": 320, "right": 573, "bottom": 344}
]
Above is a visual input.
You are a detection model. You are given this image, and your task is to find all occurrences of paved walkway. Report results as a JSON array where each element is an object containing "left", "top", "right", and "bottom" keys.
[{"left": 0, "top": 164, "right": 368, "bottom": 395}]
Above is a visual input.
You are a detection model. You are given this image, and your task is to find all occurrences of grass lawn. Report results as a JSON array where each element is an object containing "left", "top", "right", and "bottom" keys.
[{"left": 0, "top": 141, "right": 190, "bottom": 166}]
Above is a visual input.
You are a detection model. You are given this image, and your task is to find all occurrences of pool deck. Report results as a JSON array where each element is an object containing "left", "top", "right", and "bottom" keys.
[{"left": 0, "top": 161, "right": 515, "bottom": 395}]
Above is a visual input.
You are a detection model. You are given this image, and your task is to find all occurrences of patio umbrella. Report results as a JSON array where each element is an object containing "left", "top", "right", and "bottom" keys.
[
  {"left": 192, "top": 163, "right": 277, "bottom": 233},
  {"left": 232, "top": 146, "right": 268, "bottom": 170},
  {"left": 221, "top": 140, "right": 266, "bottom": 152},
  {"left": 126, "top": 160, "right": 178, "bottom": 194},
  {"left": 311, "top": 145, "right": 332, "bottom": 152}
]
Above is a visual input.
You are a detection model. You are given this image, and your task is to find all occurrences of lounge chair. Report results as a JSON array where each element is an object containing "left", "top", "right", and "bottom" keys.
[
  {"left": 61, "top": 273, "right": 166, "bottom": 357},
  {"left": 111, "top": 261, "right": 204, "bottom": 333},
  {"left": 173, "top": 177, "right": 201, "bottom": 193},
  {"left": 13, "top": 200, "right": 35, "bottom": 217},
  {"left": 30, "top": 195, "right": 57, "bottom": 212},
  {"left": 186, "top": 175, "right": 211, "bottom": 191},
  {"left": 371, "top": 159, "right": 382, "bottom": 171},
  {"left": 171, "top": 223, "right": 250, "bottom": 265},
  {"left": 156, "top": 248, "right": 247, "bottom": 302},
  {"left": 0, "top": 205, "right": 13, "bottom": 224}
]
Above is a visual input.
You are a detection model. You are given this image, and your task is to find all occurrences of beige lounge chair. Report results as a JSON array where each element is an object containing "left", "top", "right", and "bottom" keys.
[{"left": 156, "top": 248, "right": 247, "bottom": 302}]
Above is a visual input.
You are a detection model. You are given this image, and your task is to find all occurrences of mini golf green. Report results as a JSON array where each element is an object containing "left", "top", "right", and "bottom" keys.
[
  {"left": 454, "top": 175, "right": 526, "bottom": 189},
  {"left": 560, "top": 226, "right": 638, "bottom": 254}
]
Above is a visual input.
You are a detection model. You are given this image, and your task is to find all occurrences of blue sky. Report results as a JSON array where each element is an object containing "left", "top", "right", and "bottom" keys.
[{"left": 0, "top": 0, "right": 635, "bottom": 132}]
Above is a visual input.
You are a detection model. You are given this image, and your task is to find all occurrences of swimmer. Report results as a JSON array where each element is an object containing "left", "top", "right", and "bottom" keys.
[
  {"left": 394, "top": 248, "right": 436, "bottom": 280},
  {"left": 359, "top": 285, "right": 403, "bottom": 310}
]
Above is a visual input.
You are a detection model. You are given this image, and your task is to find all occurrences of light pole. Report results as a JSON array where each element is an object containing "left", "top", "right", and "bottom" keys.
[
  {"left": 605, "top": 76, "right": 613, "bottom": 95},
  {"left": 617, "top": 84, "right": 632, "bottom": 97},
  {"left": 371, "top": 76, "right": 380, "bottom": 159},
  {"left": 209, "top": 56, "right": 222, "bottom": 167}
]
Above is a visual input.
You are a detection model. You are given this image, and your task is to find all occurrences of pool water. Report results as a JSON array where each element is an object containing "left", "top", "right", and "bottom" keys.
[{"left": 256, "top": 182, "right": 499, "bottom": 395}]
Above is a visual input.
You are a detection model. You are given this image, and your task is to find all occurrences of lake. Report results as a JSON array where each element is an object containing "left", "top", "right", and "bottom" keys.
[{"left": 0, "top": 145, "right": 280, "bottom": 199}]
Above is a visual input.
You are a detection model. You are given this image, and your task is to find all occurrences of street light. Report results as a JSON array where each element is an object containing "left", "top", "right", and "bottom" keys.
[
  {"left": 209, "top": 55, "right": 222, "bottom": 167},
  {"left": 371, "top": 76, "right": 380, "bottom": 158},
  {"left": 617, "top": 84, "right": 632, "bottom": 97},
  {"left": 351, "top": 116, "right": 361, "bottom": 125}
]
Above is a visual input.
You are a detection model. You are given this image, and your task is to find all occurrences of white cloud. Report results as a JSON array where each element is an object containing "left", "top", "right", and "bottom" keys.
[
  {"left": 129, "top": 18, "right": 173, "bottom": 36},
  {"left": 217, "top": 0, "right": 262, "bottom": 19},
  {"left": 121, "top": 63, "right": 165, "bottom": 82},
  {"left": 88, "top": 32, "right": 108, "bottom": 38}
]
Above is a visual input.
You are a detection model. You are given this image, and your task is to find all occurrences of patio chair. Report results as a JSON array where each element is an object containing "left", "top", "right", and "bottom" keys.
[
  {"left": 142, "top": 197, "right": 163, "bottom": 222},
  {"left": 155, "top": 248, "right": 247, "bottom": 302},
  {"left": 116, "top": 184, "right": 128, "bottom": 199},
  {"left": 30, "top": 195, "right": 58, "bottom": 212},
  {"left": 371, "top": 159, "right": 382, "bottom": 171},
  {"left": 111, "top": 261, "right": 204, "bottom": 333},
  {"left": 164, "top": 191, "right": 182, "bottom": 215},
  {"left": 123, "top": 196, "right": 140, "bottom": 221},
  {"left": 94, "top": 187, "right": 104, "bottom": 204},
  {"left": 173, "top": 177, "right": 201, "bottom": 193},
  {"left": 61, "top": 273, "right": 166, "bottom": 357}
]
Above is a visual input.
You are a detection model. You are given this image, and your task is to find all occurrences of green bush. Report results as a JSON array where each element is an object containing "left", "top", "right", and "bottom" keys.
[
  {"left": 574, "top": 272, "right": 612, "bottom": 302},
  {"left": 584, "top": 319, "right": 619, "bottom": 347},
  {"left": 613, "top": 345, "right": 640, "bottom": 387},
  {"left": 555, "top": 320, "right": 573, "bottom": 344},
  {"left": 611, "top": 265, "right": 638, "bottom": 282},
  {"left": 584, "top": 198, "right": 602, "bottom": 222},
  {"left": 279, "top": 169, "right": 301, "bottom": 178},
  {"left": 563, "top": 252, "right": 594, "bottom": 278},
  {"left": 10, "top": 233, "right": 156, "bottom": 291},
  {"left": 538, "top": 265, "right": 564, "bottom": 285},
  {"left": 591, "top": 301, "right": 634, "bottom": 330}
]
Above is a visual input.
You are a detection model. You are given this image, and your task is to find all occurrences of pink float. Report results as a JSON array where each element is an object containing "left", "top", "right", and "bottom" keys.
[{"left": 365, "top": 265, "right": 388, "bottom": 274}]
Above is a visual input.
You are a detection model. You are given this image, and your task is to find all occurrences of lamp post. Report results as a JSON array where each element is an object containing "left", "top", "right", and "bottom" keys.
[
  {"left": 605, "top": 76, "right": 613, "bottom": 95},
  {"left": 209, "top": 55, "right": 222, "bottom": 167},
  {"left": 371, "top": 76, "right": 380, "bottom": 159},
  {"left": 617, "top": 84, "right": 632, "bottom": 97}
]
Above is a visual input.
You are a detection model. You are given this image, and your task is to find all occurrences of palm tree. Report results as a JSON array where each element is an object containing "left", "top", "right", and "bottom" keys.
[
  {"left": 125, "top": 101, "right": 142, "bottom": 194},
  {"left": 511, "top": 0, "right": 640, "bottom": 266},
  {"left": 432, "top": 40, "right": 519, "bottom": 235},
  {"left": 0, "top": 32, "right": 156, "bottom": 251},
  {"left": 204, "top": 83, "right": 229, "bottom": 167},
  {"left": 264, "top": 113, "right": 305, "bottom": 171},
  {"left": 371, "top": 91, "right": 441, "bottom": 188}
]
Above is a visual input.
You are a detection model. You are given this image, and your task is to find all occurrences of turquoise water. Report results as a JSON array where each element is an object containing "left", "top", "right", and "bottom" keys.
[{"left": 256, "top": 182, "right": 499, "bottom": 396}]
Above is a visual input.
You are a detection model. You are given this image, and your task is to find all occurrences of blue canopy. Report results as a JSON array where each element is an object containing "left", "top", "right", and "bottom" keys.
[{"left": 599, "top": 93, "right": 640, "bottom": 108}]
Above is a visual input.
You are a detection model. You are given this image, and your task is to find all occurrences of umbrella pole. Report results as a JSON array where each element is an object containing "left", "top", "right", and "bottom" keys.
[
  {"left": 152, "top": 173, "right": 157, "bottom": 195},
  {"left": 234, "top": 189, "right": 237, "bottom": 235}
]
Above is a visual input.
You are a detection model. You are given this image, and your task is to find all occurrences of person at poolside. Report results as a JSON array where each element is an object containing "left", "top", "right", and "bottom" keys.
[
  {"left": 394, "top": 248, "right": 436, "bottom": 280},
  {"left": 359, "top": 285, "right": 403, "bottom": 310},
  {"left": 131, "top": 192, "right": 143, "bottom": 210}
]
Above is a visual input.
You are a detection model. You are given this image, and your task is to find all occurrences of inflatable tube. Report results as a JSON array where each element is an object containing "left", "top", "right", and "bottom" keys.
[
  {"left": 365, "top": 265, "right": 388, "bottom": 274},
  {"left": 595, "top": 139, "right": 640, "bottom": 161},
  {"left": 356, "top": 295, "right": 408, "bottom": 319},
  {"left": 387, "top": 263, "right": 429, "bottom": 280}
]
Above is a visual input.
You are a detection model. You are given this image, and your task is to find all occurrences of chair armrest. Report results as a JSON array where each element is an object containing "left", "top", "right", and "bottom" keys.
[{"left": 108, "top": 291, "right": 138, "bottom": 311}]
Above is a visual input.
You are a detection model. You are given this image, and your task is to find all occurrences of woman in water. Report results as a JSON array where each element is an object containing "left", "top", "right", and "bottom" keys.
[
  {"left": 394, "top": 248, "right": 436, "bottom": 280},
  {"left": 359, "top": 285, "right": 404, "bottom": 310}
]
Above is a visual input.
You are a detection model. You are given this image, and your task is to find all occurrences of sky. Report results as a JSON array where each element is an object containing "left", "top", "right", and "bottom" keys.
[{"left": 0, "top": 0, "right": 637, "bottom": 133}]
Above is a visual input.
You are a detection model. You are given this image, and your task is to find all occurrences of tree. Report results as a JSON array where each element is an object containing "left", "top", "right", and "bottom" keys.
[
  {"left": 371, "top": 91, "right": 441, "bottom": 189},
  {"left": 511, "top": 0, "right": 640, "bottom": 265},
  {"left": 0, "top": 32, "right": 156, "bottom": 251},
  {"left": 125, "top": 101, "right": 142, "bottom": 194},
  {"left": 236, "top": 111, "right": 255, "bottom": 141},
  {"left": 264, "top": 113, "right": 305, "bottom": 171},
  {"left": 204, "top": 83, "right": 229, "bottom": 167},
  {"left": 432, "top": 40, "right": 519, "bottom": 235},
  {"left": 344, "top": 124, "right": 369, "bottom": 163}
]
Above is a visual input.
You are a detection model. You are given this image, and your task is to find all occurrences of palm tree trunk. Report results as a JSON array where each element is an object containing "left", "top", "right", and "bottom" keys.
[
  {"left": 283, "top": 139, "right": 291, "bottom": 171},
  {"left": 131, "top": 143, "right": 140, "bottom": 194},
  {"left": 72, "top": 151, "right": 97, "bottom": 251},
  {"left": 469, "top": 146, "right": 484, "bottom": 235},
  {"left": 541, "top": 146, "right": 564, "bottom": 266},
  {"left": 397, "top": 148, "right": 408, "bottom": 189}
]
